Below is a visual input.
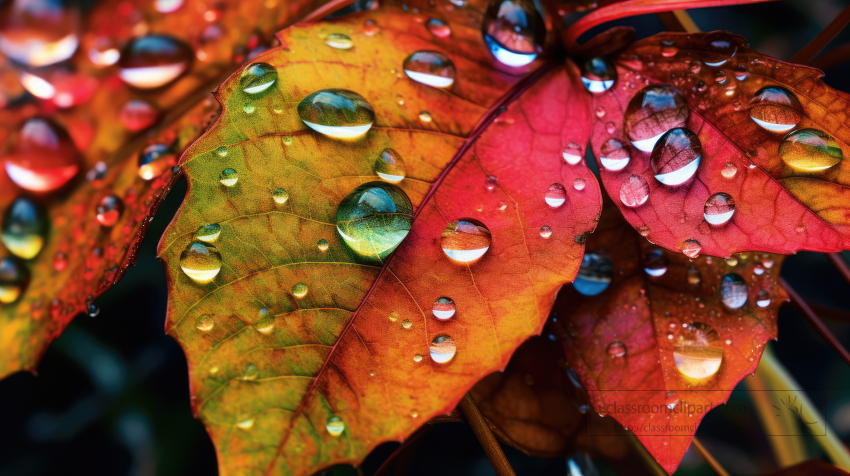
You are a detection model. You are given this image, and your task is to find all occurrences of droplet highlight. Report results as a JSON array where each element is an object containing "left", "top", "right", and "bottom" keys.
[
  {"left": 581, "top": 57, "right": 616, "bottom": 93},
  {"left": 720, "top": 273, "right": 747, "bottom": 309},
  {"left": 375, "top": 148, "right": 406, "bottom": 183}
]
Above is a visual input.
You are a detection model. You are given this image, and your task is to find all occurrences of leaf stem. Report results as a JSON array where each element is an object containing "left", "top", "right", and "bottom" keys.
[
  {"left": 372, "top": 424, "right": 429, "bottom": 476},
  {"left": 691, "top": 437, "right": 731, "bottom": 476},
  {"left": 628, "top": 433, "right": 669, "bottom": 476},
  {"left": 459, "top": 394, "right": 517, "bottom": 476},
  {"left": 789, "top": 6, "right": 850, "bottom": 65},
  {"left": 826, "top": 253, "right": 850, "bottom": 289},
  {"left": 756, "top": 348, "right": 850, "bottom": 471},
  {"left": 809, "top": 43, "right": 850, "bottom": 71},
  {"left": 743, "top": 371, "right": 808, "bottom": 466},
  {"left": 780, "top": 277, "right": 850, "bottom": 367}
]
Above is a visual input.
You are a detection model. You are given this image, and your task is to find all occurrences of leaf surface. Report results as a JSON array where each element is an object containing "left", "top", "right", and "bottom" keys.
[
  {"left": 590, "top": 31, "right": 850, "bottom": 258},
  {"left": 157, "top": 2, "right": 602, "bottom": 474},
  {"left": 556, "top": 200, "right": 786, "bottom": 475}
]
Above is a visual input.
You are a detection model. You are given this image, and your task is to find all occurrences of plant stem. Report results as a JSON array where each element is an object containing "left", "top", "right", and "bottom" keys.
[
  {"left": 744, "top": 372, "right": 807, "bottom": 466},
  {"left": 692, "top": 437, "right": 731, "bottom": 476},
  {"left": 809, "top": 43, "right": 850, "bottom": 71},
  {"left": 827, "top": 253, "right": 850, "bottom": 288},
  {"left": 757, "top": 348, "right": 850, "bottom": 471},
  {"left": 372, "top": 424, "right": 429, "bottom": 476},
  {"left": 628, "top": 434, "right": 669, "bottom": 476},
  {"left": 781, "top": 278, "right": 850, "bottom": 367},
  {"left": 459, "top": 394, "right": 517, "bottom": 476},
  {"left": 789, "top": 6, "right": 850, "bottom": 64}
]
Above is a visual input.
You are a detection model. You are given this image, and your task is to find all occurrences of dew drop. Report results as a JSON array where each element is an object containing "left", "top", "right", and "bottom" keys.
[
  {"left": 674, "top": 322, "right": 722, "bottom": 379},
  {"left": 118, "top": 34, "right": 192, "bottom": 89},
  {"left": 298, "top": 89, "right": 375, "bottom": 139},
  {"left": 607, "top": 341, "right": 626, "bottom": 357},
  {"left": 194, "top": 224, "right": 221, "bottom": 243},
  {"left": 95, "top": 195, "right": 124, "bottom": 227},
  {"left": 749, "top": 86, "right": 802, "bottom": 132},
  {"left": 441, "top": 218, "right": 492, "bottom": 263},
  {"left": 700, "top": 31, "right": 739, "bottom": 67},
  {"left": 403, "top": 51, "right": 456, "bottom": 88},
  {"left": 154, "top": 0, "right": 184, "bottom": 13},
  {"left": 325, "top": 33, "right": 353, "bottom": 49},
  {"left": 638, "top": 225, "right": 650, "bottom": 237},
  {"left": 325, "top": 416, "right": 345, "bottom": 436},
  {"left": 255, "top": 309, "right": 275, "bottom": 334},
  {"left": 195, "top": 314, "right": 214, "bottom": 332},
  {"left": 242, "top": 103, "right": 255, "bottom": 114},
  {"left": 418, "top": 111, "right": 432, "bottom": 122},
  {"left": 484, "top": 175, "right": 497, "bottom": 191},
  {"left": 660, "top": 40, "right": 678, "bottom": 57},
  {"left": 0, "top": 0, "right": 80, "bottom": 67},
  {"left": 681, "top": 239, "right": 701, "bottom": 259},
  {"left": 619, "top": 175, "right": 650, "bottom": 208},
  {"left": 721, "top": 162, "right": 737, "bottom": 179},
  {"left": 539, "top": 225, "right": 552, "bottom": 238},
  {"left": 720, "top": 273, "right": 748, "bottom": 309},
  {"left": 599, "top": 139, "right": 630, "bottom": 171},
  {"left": 481, "top": 0, "right": 544, "bottom": 67},
  {"left": 704, "top": 192, "right": 735, "bottom": 225},
  {"left": 433, "top": 297, "right": 456, "bottom": 320},
  {"left": 239, "top": 62, "right": 277, "bottom": 95},
  {"left": 426, "top": 18, "right": 451, "bottom": 38},
  {"left": 292, "top": 283, "right": 308, "bottom": 298},
  {"left": 236, "top": 418, "right": 254, "bottom": 430},
  {"left": 317, "top": 239, "right": 329, "bottom": 251},
  {"left": 430, "top": 334, "right": 457, "bottom": 363},
  {"left": 650, "top": 128, "right": 702, "bottom": 186},
  {"left": 581, "top": 57, "right": 616, "bottom": 93},
  {"left": 120, "top": 100, "right": 158, "bottom": 132},
  {"left": 138, "top": 143, "right": 176, "bottom": 180},
  {"left": 413, "top": 354, "right": 423, "bottom": 362},
  {"left": 606, "top": 122, "right": 616, "bottom": 134},
  {"left": 544, "top": 183, "right": 567, "bottom": 207},
  {"left": 595, "top": 106, "right": 606, "bottom": 119},
  {"left": 336, "top": 182, "right": 413, "bottom": 262},
  {"left": 179, "top": 242, "right": 222, "bottom": 283},
  {"left": 2, "top": 197, "right": 47, "bottom": 260},
  {"left": 573, "top": 178, "right": 586, "bottom": 191},
  {"left": 0, "top": 257, "right": 28, "bottom": 304},
  {"left": 272, "top": 188, "right": 289, "bottom": 204},
  {"left": 3, "top": 117, "right": 80, "bottom": 192},
  {"left": 687, "top": 266, "right": 701, "bottom": 285},
  {"left": 624, "top": 85, "right": 688, "bottom": 152},
  {"left": 410, "top": 409, "right": 419, "bottom": 418},
  {"left": 779, "top": 129, "right": 842, "bottom": 171},
  {"left": 402, "top": 319, "right": 412, "bottom": 329},
  {"left": 574, "top": 252, "right": 612, "bottom": 296},
  {"left": 215, "top": 146, "right": 228, "bottom": 157},
  {"left": 375, "top": 148, "right": 406, "bottom": 183},
  {"left": 756, "top": 291, "right": 771, "bottom": 308},
  {"left": 644, "top": 249, "right": 668, "bottom": 277},
  {"left": 563, "top": 143, "right": 583, "bottom": 165},
  {"left": 363, "top": 19, "right": 379, "bottom": 36},
  {"left": 220, "top": 168, "right": 239, "bottom": 186}
]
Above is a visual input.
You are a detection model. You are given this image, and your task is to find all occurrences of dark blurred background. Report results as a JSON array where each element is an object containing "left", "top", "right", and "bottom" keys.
[{"left": 1, "top": 0, "right": 850, "bottom": 475}]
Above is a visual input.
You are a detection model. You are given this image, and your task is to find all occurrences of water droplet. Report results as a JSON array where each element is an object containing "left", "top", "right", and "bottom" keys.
[
  {"left": 220, "top": 168, "right": 239, "bottom": 186},
  {"left": 215, "top": 146, "right": 228, "bottom": 157},
  {"left": 574, "top": 252, "right": 612, "bottom": 296},
  {"left": 674, "top": 322, "right": 722, "bottom": 379},
  {"left": 413, "top": 353, "right": 423, "bottom": 362},
  {"left": 762, "top": 256, "right": 774, "bottom": 268},
  {"left": 643, "top": 249, "right": 668, "bottom": 277},
  {"left": 292, "top": 282, "right": 308, "bottom": 298},
  {"left": 155, "top": 0, "right": 184, "bottom": 13},
  {"left": 255, "top": 308, "right": 275, "bottom": 334},
  {"left": 433, "top": 297, "right": 456, "bottom": 320},
  {"left": 749, "top": 87, "right": 801, "bottom": 132},
  {"left": 418, "top": 111, "right": 433, "bottom": 122},
  {"left": 638, "top": 225, "right": 650, "bottom": 237},
  {"left": 317, "top": 239, "right": 329, "bottom": 251},
  {"left": 687, "top": 266, "right": 701, "bottom": 285},
  {"left": 426, "top": 18, "right": 451, "bottom": 38},
  {"left": 681, "top": 239, "right": 701, "bottom": 259},
  {"left": 721, "top": 162, "right": 737, "bottom": 179},
  {"left": 401, "top": 319, "right": 412, "bottom": 329},
  {"left": 194, "top": 224, "right": 221, "bottom": 243},
  {"left": 298, "top": 89, "right": 374, "bottom": 139},
  {"left": 581, "top": 57, "right": 616, "bottom": 93},
  {"left": 430, "top": 334, "right": 457, "bottom": 363},
  {"left": 665, "top": 392, "right": 679, "bottom": 409},
  {"left": 0, "top": 257, "right": 28, "bottom": 304},
  {"left": 96, "top": 195, "right": 124, "bottom": 227},
  {"left": 544, "top": 183, "right": 567, "bottom": 207},
  {"left": 3, "top": 117, "right": 80, "bottom": 192},
  {"left": 324, "top": 415, "right": 345, "bottom": 436},
  {"left": 118, "top": 34, "right": 192, "bottom": 89},
  {"left": 336, "top": 182, "right": 413, "bottom": 262},
  {"left": 483, "top": 175, "right": 498, "bottom": 192},
  {"left": 138, "top": 143, "right": 176, "bottom": 180},
  {"left": 624, "top": 85, "right": 688, "bottom": 152},
  {"left": 375, "top": 148, "right": 406, "bottom": 183},
  {"left": 0, "top": 0, "right": 80, "bottom": 66},
  {"left": 363, "top": 19, "right": 379, "bottom": 36},
  {"left": 539, "top": 225, "right": 552, "bottom": 238},
  {"left": 605, "top": 122, "right": 616, "bottom": 134},
  {"left": 700, "top": 31, "right": 738, "bottom": 67},
  {"left": 704, "top": 192, "right": 735, "bottom": 225},
  {"left": 726, "top": 256, "right": 738, "bottom": 266},
  {"left": 779, "top": 129, "right": 842, "bottom": 171},
  {"left": 563, "top": 143, "right": 583, "bottom": 164},
  {"left": 573, "top": 178, "right": 586, "bottom": 191},
  {"left": 273, "top": 188, "right": 289, "bottom": 204},
  {"left": 179, "top": 242, "right": 222, "bottom": 283},
  {"left": 410, "top": 409, "right": 419, "bottom": 418},
  {"left": 243, "top": 103, "right": 256, "bottom": 114},
  {"left": 607, "top": 341, "right": 626, "bottom": 357},
  {"left": 595, "top": 106, "right": 606, "bottom": 119},
  {"left": 481, "top": 0, "right": 544, "bottom": 67},
  {"left": 195, "top": 314, "right": 214, "bottom": 332},
  {"left": 599, "top": 138, "right": 630, "bottom": 171},
  {"left": 720, "top": 273, "right": 747, "bottom": 309},
  {"left": 240, "top": 62, "right": 277, "bottom": 95},
  {"left": 403, "top": 51, "right": 456, "bottom": 88},
  {"left": 619, "top": 175, "right": 650, "bottom": 208},
  {"left": 651, "top": 128, "right": 702, "bottom": 186},
  {"left": 53, "top": 252, "right": 67, "bottom": 271},
  {"left": 2, "top": 197, "right": 47, "bottom": 260},
  {"left": 660, "top": 40, "right": 678, "bottom": 57},
  {"left": 325, "top": 33, "right": 353, "bottom": 49},
  {"left": 441, "top": 218, "right": 492, "bottom": 263},
  {"left": 120, "top": 100, "right": 158, "bottom": 132},
  {"left": 714, "top": 71, "right": 727, "bottom": 84},
  {"left": 236, "top": 418, "right": 254, "bottom": 429},
  {"left": 756, "top": 291, "right": 771, "bottom": 308}
]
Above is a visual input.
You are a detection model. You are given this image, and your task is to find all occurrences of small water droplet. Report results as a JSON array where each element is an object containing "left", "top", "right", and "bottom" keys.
[
  {"left": 681, "top": 239, "right": 701, "bottom": 259},
  {"left": 430, "top": 334, "right": 457, "bottom": 363},
  {"left": 432, "top": 296, "right": 456, "bottom": 320},
  {"left": 720, "top": 273, "right": 748, "bottom": 309},
  {"left": 242, "top": 363, "right": 258, "bottom": 380},
  {"left": 544, "top": 183, "right": 567, "bottom": 207},
  {"left": 607, "top": 341, "right": 626, "bottom": 357},
  {"left": 273, "top": 188, "right": 289, "bottom": 204},
  {"left": 563, "top": 143, "right": 583, "bottom": 165},
  {"left": 363, "top": 19, "right": 379, "bottom": 36},
  {"left": 255, "top": 308, "right": 275, "bottom": 334},
  {"left": 749, "top": 86, "right": 801, "bottom": 132},
  {"left": 418, "top": 110, "right": 432, "bottom": 122},
  {"left": 195, "top": 314, "right": 214, "bottom": 332},
  {"left": 240, "top": 62, "right": 277, "bottom": 95},
  {"left": 0, "top": 0, "right": 80, "bottom": 66},
  {"left": 96, "top": 195, "right": 123, "bottom": 227},
  {"left": 336, "top": 182, "right": 413, "bottom": 262},
  {"left": 624, "top": 85, "right": 688, "bottom": 152},
  {"left": 581, "top": 57, "right": 616, "bottom": 93},
  {"left": 120, "top": 100, "right": 158, "bottom": 131},
  {"left": 317, "top": 239, "right": 329, "bottom": 251},
  {"left": 714, "top": 71, "right": 727, "bottom": 84},
  {"left": 410, "top": 409, "right": 419, "bottom": 418},
  {"left": 721, "top": 162, "right": 737, "bottom": 179},
  {"left": 242, "top": 103, "right": 256, "bottom": 114},
  {"left": 599, "top": 139, "right": 630, "bottom": 171},
  {"left": 441, "top": 218, "right": 492, "bottom": 263},
  {"left": 481, "top": 0, "right": 544, "bottom": 67},
  {"left": 484, "top": 175, "right": 498, "bottom": 191},
  {"left": 605, "top": 122, "right": 616, "bottom": 134},
  {"left": 539, "top": 225, "right": 552, "bottom": 238},
  {"left": 375, "top": 148, "right": 406, "bottom": 183},
  {"left": 53, "top": 252, "right": 67, "bottom": 271},
  {"left": 325, "top": 33, "right": 353, "bottom": 49},
  {"left": 619, "top": 175, "right": 650, "bottom": 208},
  {"left": 0, "top": 257, "right": 28, "bottom": 304},
  {"left": 220, "top": 168, "right": 239, "bottom": 186},
  {"left": 2, "top": 197, "right": 47, "bottom": 260},
  {"left": 660, "top": 40, "right": 678, "bottom": 57},
  {"left": 403, "top": 51, "right": 456, "bottom": 88},
  {"left": 236, "top": 418, "right": 254, "bottom": 429},
  {"left": 292, "top": 283, "right": 308, "bottom": 298},
  {"left": 298, "top": 89, "right": 375, "bottom": 139},
  {"left": 402, "top": 319, "right": 412, "bottom": 329},
  {"left": 215, "top": 146, "right": 228, "bottom": 157},
  {"left": 326, "top": 416, "right": 345, "bottom": 436},
  {"left": 651, "top": 128, "right": 702, "bottom": 186},
  {"left": 574, "top": 252, "right": 612, "bottom": 296},
  {"left": 700, "top": 31, "right": 739, "bottom": 67},
  {"left": 687, "top": 266, "right": 701, "bottom": 285},
  {"left": 179, "top": 242, "right": 222, "bottom": 283},
  {"left": 118, "top": 34, "right": 192, "bottom": 89},
  {"left": 674, "top": 322, "right": 722, "bottom": 379},
  {"left": 644, "top": 249, "right": 668, "bottom": 277},
  {"left": 595, "top": 106, "right": 606, "bottom": 118},
  {"left": 195, "top": 224, "right": 221, "bottom": 243},
  {"left": 779, "top": 129, "right": 842, "bottom": 171},
  {"left": 756, "top": 291, "right": 771, "bottom": 308},
  {"left": 426, "top": 18, "right": 451, "bottom": 38},
  {"left": 137, "top": 143, "right": 177, "bottom": 180},
  {"left": 413, "top": 353, "right": 423, "bottom": 362},
  {"left": 704, "top": 192, "right": 735, "bottom": 225}
]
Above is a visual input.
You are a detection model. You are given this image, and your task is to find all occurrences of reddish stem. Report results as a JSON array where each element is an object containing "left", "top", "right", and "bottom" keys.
[
  {"left": 827, "top": 252, "right": 850, "bottom": 288},
  {"left": 780, "top": 277, "right": 850, "bottom": 367},
  {"left": 691, "top": 438, "right": 731, "bottom": 476},
  {"left": 300, "top": 0, "right": 360, "bottom": 22},
  {"left": 789, "top": 6, "right": 850, "bottom": 65},
  {"left": 809, "top": 43, "right": 850, "bottom": 71},
  {"left": 563, "top": 0, "right": 781, "bottom": 51},
  {"left": 459, "top": 394, "right": 516, "bottom": 476}
]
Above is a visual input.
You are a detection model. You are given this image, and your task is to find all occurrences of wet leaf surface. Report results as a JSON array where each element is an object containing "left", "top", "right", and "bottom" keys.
[
  {"left": 157, "top": 1, "right": 602, "bottom": 474},
  {"left": 589, "top": 31, "right": 850, "bottom": 258}
]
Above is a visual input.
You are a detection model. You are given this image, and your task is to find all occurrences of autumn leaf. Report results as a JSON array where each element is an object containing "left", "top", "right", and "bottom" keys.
[
  {"left": 555, "top": 199, "right": 787, "bottom": 474},
  {"left": 0, "top": 0, "right": 331, "bottom": 377},
  {"left": 156, "top": 1, "right": 602, "bottom": 474},
  {"left": 587, "top": 31, "right": 850, "bottom": 258}
]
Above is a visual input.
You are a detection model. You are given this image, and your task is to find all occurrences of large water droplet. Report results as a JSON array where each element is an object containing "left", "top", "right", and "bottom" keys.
[
  {"left": 326, "top": 416, "right": 345, "bottom": 436},
  {"left": 699, "top": 31, "right": 738, "bottom": 67},
  {"left": 481, "top": 0, "right": 544, "bottom": 67},
  {"left": 3, "top": 117, "right": 80, "bottom": 192},
  {"left": 0, "top": 0, "right": 80, "bottom": 67},
  {"left": 430, "top": 334, "right": 457, "bottom": 363},
  {"left": 195, "top": 314, "right": 214, "bottom": 332},
  {"left": 118, "top": 34, "right": 192, "bottom": 89},
  {"left": 441, "top": 218, "right": 492, "bottom": 263},
  {"left": 749, "top": 87, "right": 802, "bottom": 132},
  {"left": 720, "top": 273, "right": 747, "bottom": 309},
  {"left": 403, "top": 51, "right": 456, "bottom": 88},
  {"left": 643, "top": 249, "right": 668, "bottom": 277},
  {"left": 599, "top": 139, "right": 630, "bottom": 171},
  {"left": 0, "top": 257, "right": 28, "bottom": 304},
  {"left": 433, "top": 296, "right": 456, "bottom": 319},
  {"left": 180, "top": 242, "right": 222, "bottom": 283},
  {"left": 375, "top": 148, "right": 406, "bottom": 183},
  {"left": 581, "top": 57, "right": 616, "bottom": 93},
  {"left": 624, "top": 85, "right": 688, "bottom": 152},
  {"left": 651, "top": 128, "right": 702, "bottom": 186},
  {"left": 138, "top": 143, "right": 176, "bottom": 180},
  {"left": 674, "top": 322, "right": 722, "bottom": 380},
  {"left": 336, "top": 182, "right": 413, "bottom": 262},
  {"left": 574, "top": 252, "right": 612, "bottom": 296},
  {"left": 563, "top": 143, "right": 583, "bottom": 165},
  {"left": 325, "top": 33, "right": 353, "bottom": 50},
  {"left": 426, "top": 18, "right": 451, "bottom": 38},
  {"left": 779, "top": 129, "right": 842, "bottom": 171},
  {"left": 2, "top": 197, "right": 47, "bottom": 260},
  {"left": 95, "top": 195, "right": 123, "bottom": 227},
  {"left": 704, "top": 192, "right": 735, "bottom": 225},
  {"left": 619, "top": 175, "right": 649, "bottom": 208},
  {"left": 298, "top": 89, "right": 374, "bottom": 139},
  {"left": 195, "top": 224, "right": 221, "bottom": 243},
  {"left": 607, "top": 341, "right": 626, "bottom": 357},
  {"left": 721, "top": 162, "right": 737, "bottom": 179},
  {"left": 239, "top": 62, "right": 277, "bottom": 95},
  {"left": 544, "top": 183, "right": 567, "bottom": 207},
  {"left": 220, "top": 168, "right": 239, "bottom": 186}
]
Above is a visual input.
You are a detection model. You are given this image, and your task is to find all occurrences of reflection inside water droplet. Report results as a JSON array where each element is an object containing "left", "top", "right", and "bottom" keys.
[
  {"left": 749, "top": 86, "right": 802, "bottom": 132},
  {"left": 195, "top": 314, "right": 214, "bottom": 332},
  {"left": 624, "top": 85, "right": 688, "bottom": 152},
  {"left": 544, "top": 183, "right": 567, "bottom": 207},
  {"left": 779, "top": 128, "right": 842, "bottom": 171},
  {"left": 674, "top": 322, "right": 722, "bottom": 380},
  {"left": 643, "top": 249, "right": 668, "bottom": 277},
  {"left": 433, "top": 296, "right": 456, "bottom": 320},
  {"left": 720, "top": 273, "right": 747, "bottom": 309},
  {"left": 336, "top": 182, "right": 413, "bottom": 262},
  {"left": 298, "top": 89, "right": 375, "bottom": 139},
  {"left": 0, "top": 257, "right": 28, "bottom": 304},
  {"left": 651, "top": 128, "right": 702, "bottom": 186},
  {"left": 325, "top": 33, "right": 353, "bottom": 49},
  {"left": 599, "top": 139, "right": 630, "bottom": 171},
  {"left": 292, "top": 282, "right": 308, "bottom": 298},
  {"left": 2, "top": 197, "right": 47, "bottom": 260},
  {"left": 375, "top": 148, "right": 406, "bottom": 183},
  {"left": 581, "top": 56, "right": 616, "bottom": 93},
  {"left": 403, "top": 50, "right": 456, "bottom": 88},
  {"left": 574, "top": 252, "right": 612, "bottom": 296},
  {"left": 179, "top": 242, "right": 222, "bottom": 283},
  {"left": 430, "top": 334, "right": 457, "bottom": 363},
  {"left": 194, "top": 223, "right": 221, "bottom": 243},
  {"left": 441, "top": 218, "right": 492, "bottom": 263},
  {"left": 619, "top": 175, "right": 650, "bottom": 208},
  {"left": 704, "top": 192, "right": 735, "bottom": 225},
  {"left": 240, "top": 62, "right": 277, "bottom": 95},
  {"left": 326, "top": 416, "right": 345, "bottom": 436},
  {"left": 273, "top": 188, "right": 289, "bottom": 204},
  {"left": 481, "top": 0, "right": 544, "bottom": 67}
]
